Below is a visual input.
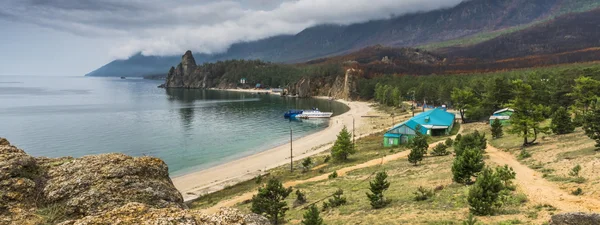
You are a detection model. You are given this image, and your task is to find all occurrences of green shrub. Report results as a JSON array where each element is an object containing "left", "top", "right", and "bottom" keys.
[
  {"left": 366, "top": 172, "right": 391, "bottom": 209},
  {"left": 408, "top": 134, "right": 428, "bottom": 165},
  {"left": 583, "top": 100, "right": 600, "bottom": 149},
  {"left": 455, "top": 131, "right": 487, "bottom": 156},
  {"left": 331, "top": 126, "right": 355, "bottom": 161},
  {"left": 295, "top": 189, "right": 307, "bottom": 205},
  {"left": 431, "top": 143, "right": 450, "bottom": 156},
  {"left": 495, "top": 165, "right": 517, "bottom": 189},
  {"left": 324, "top": 155, "right": 331, "bottom": 163},
  {"left": 255, "top": 174, "right": 263, "bottom": 184},
  {"left": 251, "top": 178, "right": 293, "bottom": 224},
  {"left": 323, "top": 189, "right": 347, "bottom": 210},
  {"left": 491, "top": 119, "right": 504, "bottom": 139},
  {"left": 302, "top": 157, "right": 313, "bottom": 172},
  {"left": 468, "top": 167, "right": 504, "bottom": 215},
  {"left": 301, "top": 204, "right": 324, "bottom": 225},
  {"left": 445, "top": 138, "right": 454, "bottom": 147},
  {"left": 517, "top": 149, "right": 531, "bottom": 160},
  {"left": 571, "top": 187, "right": 583, "bottom": 196},
  {"left": 328, "top": 171, "right": 338, "bottom": 179},
  {"left": 413, "top": 186, "right": 434, "bottom": 201},
  {"left": 452, "top": 148, "right": 485, "bottom": 184},
  {"left": 569, "top": 164, "right": 581, "bottom": 177},
  {"left": 550, "top": 107, "right": 575, "bottom": 135},
  {"left": 462, "top": 214, "right": 478, "bottom": 225}
]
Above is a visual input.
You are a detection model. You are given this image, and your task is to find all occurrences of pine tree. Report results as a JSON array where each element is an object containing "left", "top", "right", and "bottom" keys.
[
  {"left": 454, "top": 131, "right": 487, "bottom": 156},
  {"left": 583, "top": 100, "right": 600, "bottom": 150},
  {"left": 366, "top": 172, "right": 391, "bottom": 209},
  {"left": 570, "top": 76, "right": 600, "bottom": 113},
  {"left": 295, "top": 189, "right": 307, "bottom": 205},
  {"left": 452, "top": 148, "right": 485, "bottom": 184},
  {"left": 251, "top": 178, "right": 293, "bottom": 224},
  {"left": 331, "top": 126, "right": 355, "bottom": 161},
  {"left": 322, "top": 189, "right": 347, "bottom": 210},
  {"left": 491, "top": 119, "right": 503, "bottom": 139},
  {"left": 467, "top": 167, "right": 504, "bottom": 215},
  {"left": 451, "top": 88, "right": 479, "bottom": 123},
  {"left": 408, "top": 133, "right": 428, "bottom": 165},
  {"left": 431, "top": 143, "right": 450, "bottom": 156},
  {"left": 550, "top": 107, "right": 575, "bottom": 135},
  {"left": 507, "top": 80, "right": 550, "bottom": 146},
  {"left": 302, "top": 157, "right": 313, "bottom": 172},
  {"left": 301, "top": 204, "right": 324, "bottom": 225}
]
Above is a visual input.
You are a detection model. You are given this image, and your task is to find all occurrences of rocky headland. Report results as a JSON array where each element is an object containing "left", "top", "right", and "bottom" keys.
[
  {"left": 0, "top": 137, "right": 268, "bottom": 225},
  {"left": 161, "top": 51, "right": 361, "bottom": 100}
]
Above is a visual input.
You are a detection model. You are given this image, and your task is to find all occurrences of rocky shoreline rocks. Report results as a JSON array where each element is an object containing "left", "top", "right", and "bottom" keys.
[{"left": 0, "top": 137, "right": 268, "bottom": 225}]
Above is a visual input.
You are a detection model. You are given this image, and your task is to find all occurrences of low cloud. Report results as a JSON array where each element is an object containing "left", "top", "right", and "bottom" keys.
[{"left": 0, "top": 0, "right": 463, "bottom": 59}]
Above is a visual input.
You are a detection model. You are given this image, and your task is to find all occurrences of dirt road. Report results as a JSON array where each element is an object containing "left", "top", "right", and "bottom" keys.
[{"left": 486, "top": 144, "right": 600, "bottom": 212}]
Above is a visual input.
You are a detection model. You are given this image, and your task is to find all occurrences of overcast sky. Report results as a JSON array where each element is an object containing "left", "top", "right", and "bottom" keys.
[{"left": 0, "top": 0, "right": 463, "bottom": 76}]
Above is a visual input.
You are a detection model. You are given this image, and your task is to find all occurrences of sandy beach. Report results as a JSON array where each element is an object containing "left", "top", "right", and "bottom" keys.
[{"left": 172, "top": 92, "right": 380, "bottom": 202}]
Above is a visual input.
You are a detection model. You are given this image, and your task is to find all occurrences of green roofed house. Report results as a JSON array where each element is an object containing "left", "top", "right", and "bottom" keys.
[
  {"left": 384, "top": 108, "right": 456, "bottom": 147},
  {"left": 489, "top": 108, "right": 514, "bottom": 126}
]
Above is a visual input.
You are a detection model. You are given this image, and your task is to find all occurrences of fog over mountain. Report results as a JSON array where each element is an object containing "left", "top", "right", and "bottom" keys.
[{"left": 0, "top": 0, "right": 462, "bottom": 60}]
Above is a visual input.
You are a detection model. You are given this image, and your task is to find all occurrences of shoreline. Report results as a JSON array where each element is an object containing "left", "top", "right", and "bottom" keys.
[{"left": 172, "top": 91, "right": 375, "bottom": 202}]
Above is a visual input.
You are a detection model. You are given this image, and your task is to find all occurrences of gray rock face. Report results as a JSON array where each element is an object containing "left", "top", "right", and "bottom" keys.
[
  {"left": 287, "top": 68, "right": 360, "bottom": 100},
  {"left": 550, "top": 212, "right": 600, "bottom": 225},
  {"left": 0, "top": 137, "right": 268, "bottom": 225}
]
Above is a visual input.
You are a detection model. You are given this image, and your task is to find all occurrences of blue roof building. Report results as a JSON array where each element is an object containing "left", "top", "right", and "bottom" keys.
[{"left": 384, "top": 108, "right": 456, "bottom": 147}]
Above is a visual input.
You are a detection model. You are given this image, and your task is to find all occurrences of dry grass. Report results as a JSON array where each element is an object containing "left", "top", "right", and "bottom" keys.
[
  {"left": 230, "top": 152, "right": 533, "bottom": 224},
  {"left": 479, "top": 122, "right": 600, "bottom": 202}
]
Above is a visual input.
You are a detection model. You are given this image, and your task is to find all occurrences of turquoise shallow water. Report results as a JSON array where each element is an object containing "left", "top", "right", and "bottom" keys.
[{"left": 0, "top": 76, "right": 349, "bottom": 176}]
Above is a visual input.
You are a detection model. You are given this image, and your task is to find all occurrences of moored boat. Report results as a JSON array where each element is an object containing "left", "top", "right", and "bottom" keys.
[
  {"left": 293, "top": 108, "right": 333, "bottom": 119},
  {"left": 284, "top": 109, "right": 304, "bottom": 118}
]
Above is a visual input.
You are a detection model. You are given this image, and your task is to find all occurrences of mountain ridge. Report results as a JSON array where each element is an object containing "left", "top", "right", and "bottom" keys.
[{"left": 86, "top": 0, "right": 600, "bottom": 77}]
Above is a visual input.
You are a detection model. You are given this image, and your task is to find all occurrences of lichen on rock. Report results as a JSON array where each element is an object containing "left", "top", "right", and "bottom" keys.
[
  {"left": 550, "top": 212, "right": 600, "bottom": 225},
  {"left": 0, "top": 137, "right": 268, "bottom": 225}
]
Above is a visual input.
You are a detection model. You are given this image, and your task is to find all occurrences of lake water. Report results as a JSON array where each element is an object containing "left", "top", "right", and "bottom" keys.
[{"left": 0, "top": 76, "right": 349, "bottom": 176}]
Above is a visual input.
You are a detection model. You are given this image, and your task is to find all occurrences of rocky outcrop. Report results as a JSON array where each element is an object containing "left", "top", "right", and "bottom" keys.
[
  {"left": 58, "top": 203, "right": 269, "bottom": 225},
  {"left": 0, "top": 137, "right": 268, "bottom": 225},
  {"left": 550, "top": 212, "right": 600, "bottom": 225},
  {"left": 162, "top": 50, "right": 361, "bottom": 100},
  {"left": 287, "top": 68, "right": 361, "bottom": 100}
]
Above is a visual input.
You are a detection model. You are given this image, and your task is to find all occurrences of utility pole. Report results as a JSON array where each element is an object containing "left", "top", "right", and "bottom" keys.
[
  {"left": 412, "top": 91, "right": 416, "bottom": 117},
  {"left": 290, "top": 126, "right": 293, "bottom": 172},
  {"left": 352, "top": 117, "right": 356, "bottom": 151}
]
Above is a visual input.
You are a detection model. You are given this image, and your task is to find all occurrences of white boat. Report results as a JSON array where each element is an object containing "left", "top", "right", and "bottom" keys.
[{"left": 294, "top": 108, "right": 333, "bottom": 118}]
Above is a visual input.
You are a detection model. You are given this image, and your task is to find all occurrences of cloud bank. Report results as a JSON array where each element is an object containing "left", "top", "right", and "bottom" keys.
[{"left": 0, "top": 0, "right": 463, "bottom": 59}]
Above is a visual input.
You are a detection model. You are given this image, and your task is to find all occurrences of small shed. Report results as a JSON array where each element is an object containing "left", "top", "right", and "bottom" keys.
[
  {"left": 240, "top": 78, "right": 247, "bottom": 84},
  {"left": 384, "top": 108, "right": 456, "bottom": 147},
  {"left": 489, "top": 108, "right": 514, "bottom": 125}
]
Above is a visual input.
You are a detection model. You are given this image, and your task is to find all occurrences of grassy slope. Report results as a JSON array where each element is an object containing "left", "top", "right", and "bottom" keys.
[
  {"left": 488, "top": 123, "right": 600, "bottom": 202},
  {"left": 419, "top": 3, "right": 600, "bottom": 51},
  {"left": 189, "top": 119, "right": 546, "bottom": 224},
  {"left": 217, "top": 130, "right": 537, "bottom": 224}
]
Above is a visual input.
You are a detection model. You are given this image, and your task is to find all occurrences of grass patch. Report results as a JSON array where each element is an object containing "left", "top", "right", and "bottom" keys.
[
  {"left": 557, "top": 147, "right": 598, "bottom": 160},
  {"left": 36, "top": 203, "right": 68, "bottom": 225},
  {"left": 544, "top": 175, "right": 587, "bottom": 184}
]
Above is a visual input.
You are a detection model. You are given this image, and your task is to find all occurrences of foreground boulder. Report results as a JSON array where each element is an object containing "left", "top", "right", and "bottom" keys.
[
  {"left": 58, "top": 203, "right": 269, "bottom": 225},
  {"left": 0, "top": 137, "right": 268, "bottom": 225},
  {"left": 550, "top": 212, "right": 600, "bottom": 225}
]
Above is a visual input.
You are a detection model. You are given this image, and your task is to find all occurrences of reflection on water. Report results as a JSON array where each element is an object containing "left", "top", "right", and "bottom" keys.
[{"left": 0, "top": 76, "right": 349, "bottom": 176}]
